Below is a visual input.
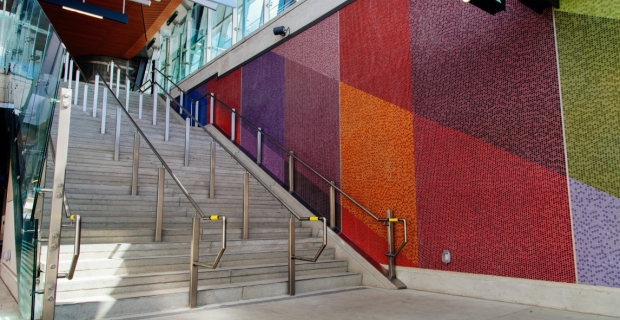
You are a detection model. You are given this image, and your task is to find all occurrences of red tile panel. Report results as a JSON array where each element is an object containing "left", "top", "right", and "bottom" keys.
[{"left": 207, "top": 69, "right": 242, "bottom": 143}]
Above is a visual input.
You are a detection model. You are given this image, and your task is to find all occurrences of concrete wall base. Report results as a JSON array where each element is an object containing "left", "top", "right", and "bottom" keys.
[{"left": 396, "top": 266, "right": 620, "bottom": 318}]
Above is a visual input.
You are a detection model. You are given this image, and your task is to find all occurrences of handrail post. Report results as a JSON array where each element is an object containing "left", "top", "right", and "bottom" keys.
[
  {"left": 63, "top": 52, "right": 69, "bottom": 82},
  {"left": 329, "top": 181, "right": 336, "bottom": 229},
  {"left": 165, "top": 95, "right": 170, "bottom": 141},
  {"left": 194, "top": 101, "right": 199, "bottom": 127},
  {"left": 209, "top": 94, "right": 214, "bottom": 124},
  {"left": 209, "top": 142, "right": 215, "bottom": 198},
  {"left": 155, "top": 168, "right": 165, "bottom": 242},
  {"left": 114, "top": 107, "right": 121, "bottom": 161},
  {"left": 125, "top": 76, "right": 130, "bottom": 111},
  {"left": 288, "top": 152, "right": 294, "bottom": 193},
  {"left": 115, "top": 68, "right": 121, "bottom": 97},
  {"left": 110, "top": 61, "right": 114, "bottom": 92},
  {"left": 153, "top": 81, "right": 158, "bottom": 125},
  {"left": 189, "top": 217, "right": 200, "bottom": 308},
  {"left": 288, "top": 217, "right": 295, "bottom": 296},
  {"left": 92, "top": 74, "right": 99, "bottom": 117},
  {"left": 131, "top": 133, "right": 140, "bottom": 195},
  {"left": 256, "top": 127, "right": 262, "bottom": 165},
  {"left": 386, "top": 209, "right": 396, "bottom": 280},
  {"left": 68, "top": 58, "right": 74, "bottom": 91},
  {"left": 82, "top": 84, "right": 88, "bottom": 112},
  {"left": 42, "top": 87, "right": 72, "bottom": 320},
  {"left": 74, "top": 68, "right": 80, "bottom": 105},
  {"left": 243, "top": 172, "right": 249, "bottom": 239},
  {"left": 101, "top": 89, "right": 107, "bottom": 134},
  {"left": 230, "top": 108, "right": 236, "bottom": 141},
  {"left": 185, "top": 117, "right": 190, "bottom": 167},
  {"left": 139, "top": 93, "right": 143, "bottom": 119}
]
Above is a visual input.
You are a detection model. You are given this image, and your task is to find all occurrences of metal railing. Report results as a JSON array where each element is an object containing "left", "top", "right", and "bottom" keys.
[{"left": 153, "top": 68, "right": 408, "bottom": 283}]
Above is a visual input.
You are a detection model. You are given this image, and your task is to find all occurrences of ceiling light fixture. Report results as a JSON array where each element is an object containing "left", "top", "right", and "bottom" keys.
[
  {"left": 130, "top": 0, "right": 152, "bottom": 6},
  {"left": 62, "top": 6, "right": 103, "bottom": 19}
]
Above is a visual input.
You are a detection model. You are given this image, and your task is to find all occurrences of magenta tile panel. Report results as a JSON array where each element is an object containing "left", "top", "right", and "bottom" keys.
[
  {"left": 409, "top": 1, "right": 566, "bottom": 175},
  {"left": 570, "top": 179, "right": 620, "bottom": 288},
  {"left": 241, "top": 52, "right": 286, "bottom": 181},
  {"left": 273, "top": 13, "right": 340, "bottom": 81}
]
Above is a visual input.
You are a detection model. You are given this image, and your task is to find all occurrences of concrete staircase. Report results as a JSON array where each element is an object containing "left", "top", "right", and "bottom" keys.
[{"left": 40, "top": 82, "right": 362, "bottom": 319}]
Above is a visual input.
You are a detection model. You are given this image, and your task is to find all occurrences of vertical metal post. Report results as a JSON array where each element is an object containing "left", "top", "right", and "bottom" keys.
[
  {"left": 153, "top": 83, "right": 158, "bottom": 125},
  {"left": 101, "top": 89, "right": 107, "bottom": 134},
  {"left": 139, "top": 94, "right": 143, "bottom": 119},
  {"left": 185, "top": 117, "right": 190, "bottom": 167},
  {"left": 263, "top": 0, "right": 270, "bottom": 24},
  {"left": 63, "top": 53, "right": 69, "bottom": 82},
  {"left": 209, "top": 142, "right": 215, "bottom": 198},
  {"left": 386, "top": 209, "right": 396, "bottom": 280},
  {"left": 209, "top": 95, "right": 214, "bottom": 124},
  {"left": 74, "top": 69, "right": 80, "bottom": 105},
  {"left": 256, "top": 127, "right": 262, "bottom": 165},
  {"left": 116, "top": 68, "right": 121, "bottom": 97},
  {"left": 230, "top": 109, "right": 236, "bottom": 141},
  {"left": 68, "top": 59, "right": 74, "bottom": 91},
  {"left": 110, "top": 61, "right": 115, "bottom": 92},
  {"left": 232, "top": 6, "right": 238, "bottom": 45},
  {"left": 194, "top": 101, "right": 199, "bottom": 127},
  {"left": 243, "top": 172, "right": 249, "bottom": 239},
  {"left": 329, "top": 181, "right": 336, "bottom": 229},
  {"left": 165, "top": 96, "right": 170, "bottom": 141},
  {"left": 131, "top": 133, "right": 140, "bottom": 196},
  {"left": 155, "top": 168, "right": 165, "bottom": 242},
  {"left": 288, "top": 152, "right": 294, "bottom": 193},
  {"left": 189, "top": 217, "right": 200, "bottom": 308},
  {"left": 93, "top": 74, "right": 99, "bottom": 117},
  {"left": 288, "top": 217, "right": 295, "bottom": 296},
  {"left": 206, "top": 10, "right": 213, "bottom": 62},
  {"left": 114, "top": 107, "right": 122, "bottom": 160},
  {"left": 82, "top": 84, "right": 88, "bottom": 112},
  {"left": 42, "top": 88, "right": 72, "bottom": 320},
  {"left": 125, "top": 77, "right": 130, "bottom": 110}
]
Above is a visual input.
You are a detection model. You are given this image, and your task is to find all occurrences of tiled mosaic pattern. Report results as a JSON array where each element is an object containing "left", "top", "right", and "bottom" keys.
[
  {"left": 206, "top": 69, "right": 242, "bottom": 142},
  {"left": 241, "top": 52, "right": 286, "bottom": 181},
  {"left": 570, "top": 179, "right": 620, "bottom": 287},
  {"left": 556, "top": 8, "right": 620, "bottom": 288},
  {"left": 340, "top": 83, "right": 417, "bottom": 266},
  {"left": 558, "top": 0, "right": 620, "bottom": 20}
]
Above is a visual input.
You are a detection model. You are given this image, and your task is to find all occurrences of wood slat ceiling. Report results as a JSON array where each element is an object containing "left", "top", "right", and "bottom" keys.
[{"left": 39, "top": 0, "right": 183, "bottom": 59}]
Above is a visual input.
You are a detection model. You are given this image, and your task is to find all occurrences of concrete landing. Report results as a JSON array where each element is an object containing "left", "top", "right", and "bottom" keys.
[
  {"left": 0, "top": 279, "right": 20, "bottom": 319},
  {"left": 113, "top": 286, "right": 618, "bottom": 320}
]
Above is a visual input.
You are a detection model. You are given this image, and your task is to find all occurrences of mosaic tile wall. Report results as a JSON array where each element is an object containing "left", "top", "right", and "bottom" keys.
[
  {"left": 187, "top": 0, "right": 620, "bottom": 288},
  {"left": 556, "top": 8, "right": 620, "bottom": 287}
]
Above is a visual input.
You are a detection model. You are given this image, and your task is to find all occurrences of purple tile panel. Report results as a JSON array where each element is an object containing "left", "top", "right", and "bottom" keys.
[
  {"left": 409, "top": 1, "right": 566, "bottom": 175},
  {"left": 241, "top": 52, "right": 286, "bottom": 181},
  {"left": 570, "top": 178, "right": 620, "bottom": 288},
  {"left": 284, "top": 59, "right": 341, "bottom": 192},
  {"left": 272, "top": 13, "right": 339, "bottom": 81}
]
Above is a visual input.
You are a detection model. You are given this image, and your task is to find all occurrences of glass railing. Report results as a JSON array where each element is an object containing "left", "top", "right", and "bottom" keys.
[{"left": 1, "top": 0, "right": 66, "bottom": 318}]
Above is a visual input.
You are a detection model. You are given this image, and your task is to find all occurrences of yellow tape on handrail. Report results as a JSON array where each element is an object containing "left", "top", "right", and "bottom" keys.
[
  {"left": 388, "top": 218, "right": 398, "bottom": 222},
  {"left": 309, "top": 217, "right": 319, "bottom": 221},
  {"left": 70, "top": 215, "right": 75, "bottom": 221},
  {"left": 209, "top": 215, "right": 219, "bottom": 220}
]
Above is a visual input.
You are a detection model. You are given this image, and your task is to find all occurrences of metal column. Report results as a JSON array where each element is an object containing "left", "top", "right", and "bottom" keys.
[
  {"left": 230, "top": 109, "right": 236, "bottom": 141},
  {"left": 185, "top": 117, "right": 190, "bottom": 167},
  {"left": 209, "top": 142, "right": 215, "bottom": 198},
  {"left": 189, "top": 217, "right": 200, "bottom": 308},
  {"left": 209, "top": 94, "right": 214, "bottom": 124},
  {"left": 131, "top": 133, "right": 140, "bottom": 195},
  {"left": 329, "top": 181, "right": 336, "bottom": 229},
  {"left": 82, "top": 84, "right": 88, "bottom": 112},
  {"left": 116, "top": 68, "right": 121, "bottom": 97},
  {"left": 386, "top": 209, "right": 396, "bottom": 280},
  {"left": 288, "top": 217, "right": 295, "bottom": 296},
  {"left": 242, "top": 172, "right": 249, "bottom": 239},
  {"left": 110, "top": 61, "right": 115, "bottom": 93},
  {"left": 114, "top": 107, "right": 121, "bottom": 161},
  {"left": 165, "top": 95, "right": 170, "bottom": 141},
  {"left": 68, "top": 59, "right": 74, "bottom": 91},
  {"left": 42, "top": 88, "right": 72, "bottom": 320},
  {"left": 256, "top": 127, "right": 262, "bottom": 165},
  {"left": 92, "top": 74, "right": 99, "bottom": 117},
  {"left": 74, "top": 69, "right": 80, "bottom": 105},
  {"left": 139, "top": 94, "right": 143, "bottom": 119},
  {"left": 101, "top": 89, "right": 107, "bottom": 134},
  {"left": 125, "top": 77, "right": 130, "bottom": 110},
  {"left": 155, "top": 168, "right": 165, "bottom": 242}
]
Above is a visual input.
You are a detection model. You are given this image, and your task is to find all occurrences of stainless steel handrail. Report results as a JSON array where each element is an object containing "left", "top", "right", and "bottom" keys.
[
  {"left": 58, "top": 214, "right": 81, "bottom": 280},
  {"left": 189, "top": 215, "right": 227, "bottom": 308},
  {"left": 152, "top": 76, "right": 409, "bottom": 272},
  {"left": 92, "top": 70, "right": 207, "bottom": 218}
]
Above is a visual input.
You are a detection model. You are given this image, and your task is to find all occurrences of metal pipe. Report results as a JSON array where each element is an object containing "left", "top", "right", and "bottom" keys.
[
  {"left": 155, "top": 168, "right": 164, "bottom": 242},
  {"left": 139, "top": 93, "right": 143, "bottom": 119},
  {"left": 93, "top": 74, "right": 99, "bottom": 117},
  {"left": 256, "top": 127, "right": 262, "bottom": 165},
  {"left": 288, "top": 217, "right": 296, "bottom": 296},
  {"left": 209, "top": 94, "right": 214, "bottom": 124},
  {"left": 116, "top": 68, "right": 121, "bottom": 97},
  {"left": 132, "top": 133, "right": 140, "bottom": 195},
  {"left": 153, "top": 79, "right": 158, "bottom": 126},
  {"left": 189, "top": 217, "right": 200, "bottom": 308},
  {"left": 194, "top": 101, "right": 199, "bottom": 127},
  {"left": 114, "top": 107, "right": 121, "bottom": 161},
  {"left": 125, "top": 76, "right": 130, "bottom": 111},
  {"left": 288, "top": 152, "right": 294, "bottom": 193},
  {"left": 230, "top": 108, "right": 236, "bottom": 141},
  {"left": 110, "top": 61, "right": 114, "bottom": 92},
  {"left": 165, "top": 95, "right": 170, "bottom": 141},
  {"left": 74, "top": 69, "right": 80, "bottom": 105},
  {"left": 243, "top": 172, "right": 249, "bottom": 239},
  {"left": 63, "top": 52, "right": 68, "bottom": 82},
  {"left": 82, "top": 84, "right": 88, "bottom": 112},
  {"left": 68, "top": 59, "right": 74, "bottom": 92},
  {"left": 209, "top": 142, "right": 215, "bottom": 198},
  {"left": 58, "top": 215, "right": 81, "bottom": 281},
  {"left": 329, "top": 181, "right": 336, "bottom": 229},
  {"left": 185, "top": 117, "right": 190, "bottom": 167},
  {"left": 387, "top": 209, "right": 395, "bottom": 280},
  {"left": 101, "top": 89, "right": 107, "bottom": 134}
]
